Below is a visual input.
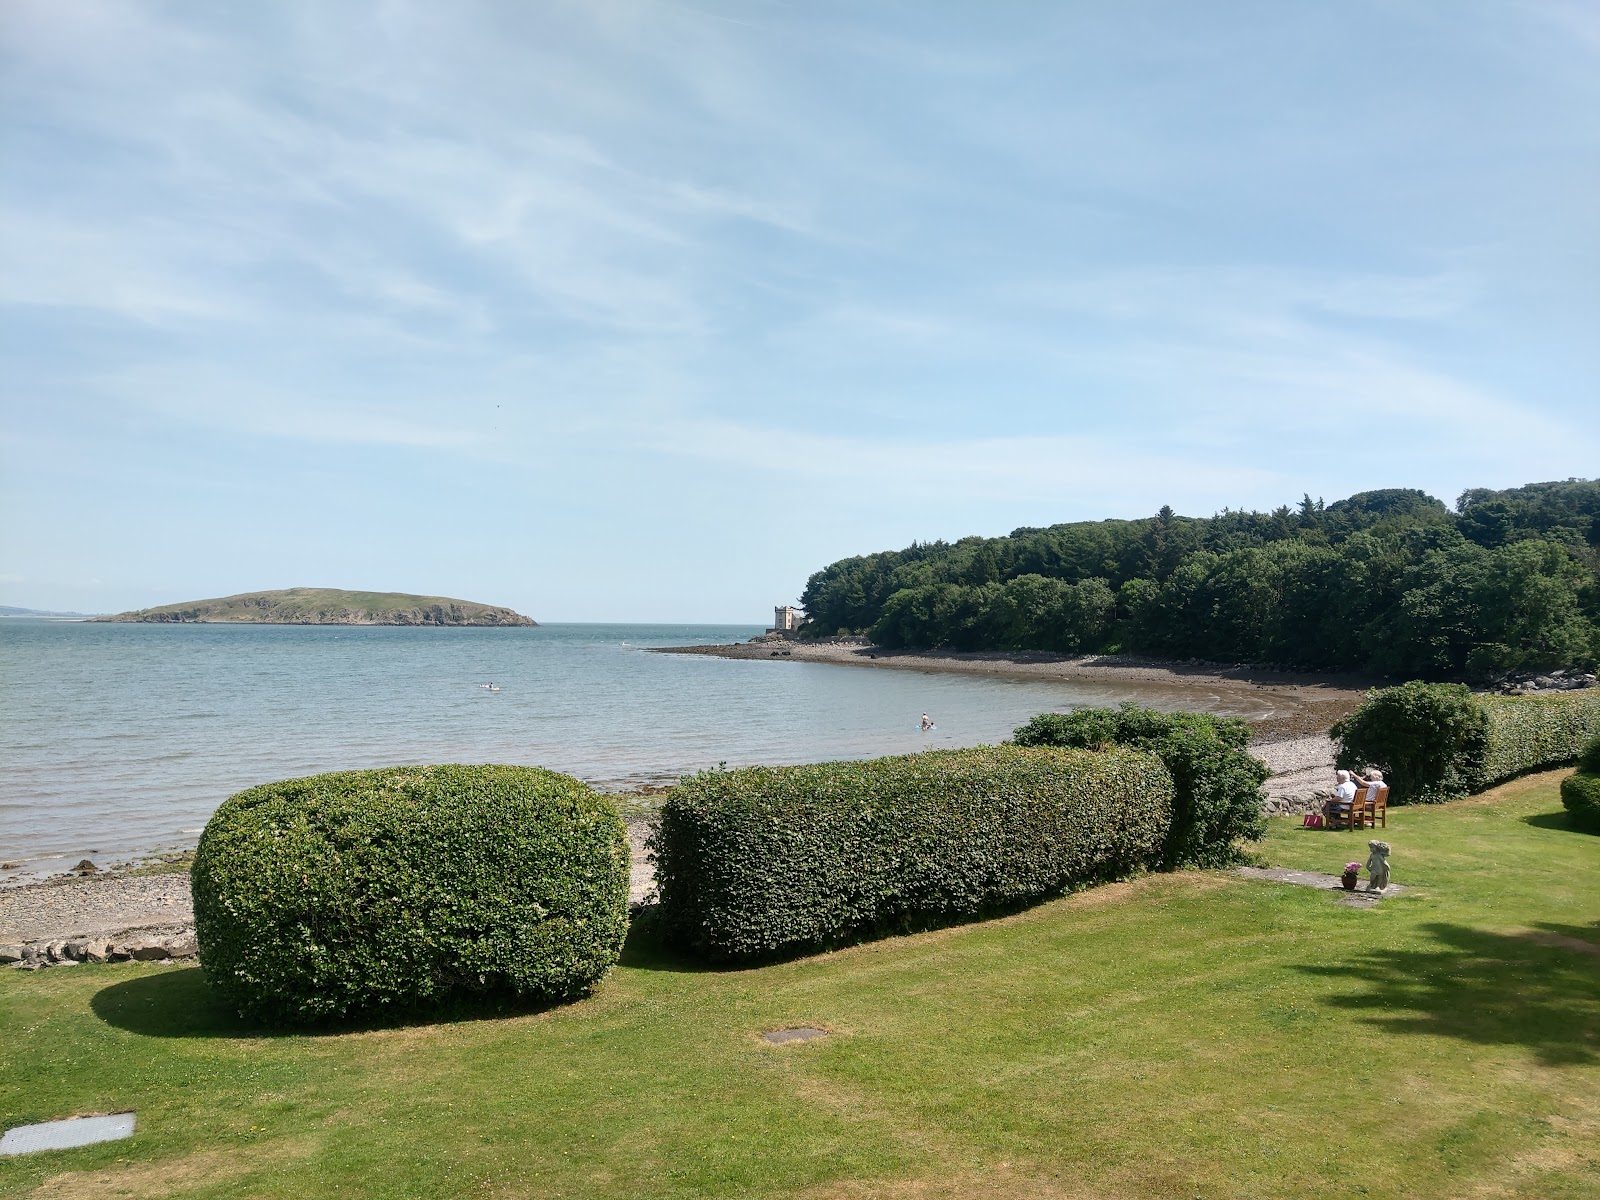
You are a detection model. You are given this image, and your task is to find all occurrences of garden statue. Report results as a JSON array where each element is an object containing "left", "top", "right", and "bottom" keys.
[{"left": 1365, "top": 840, "right": 1391, "bottom": 891}]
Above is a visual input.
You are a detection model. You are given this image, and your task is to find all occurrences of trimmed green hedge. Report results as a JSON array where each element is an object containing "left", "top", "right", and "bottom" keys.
[
  {"left": 652, "top": 745, "right": 1173, "bottom": 962},
  {"left": 1559, "top": 734, "right": 1600, "bottom": 834},
  {"left": 193, "top": 764, "right": 630, "bottom": 1025},
  {"left": 1333, "top": 684, "right": 1600, "bottom": 803},
  {"left": 1562, "top": 772, "right": 1600, "bottom": 833},
  {"left": 1011, "top": 704, "right": 1270, "bottom": 867},
  {"left": 1473, "top": 693, "right": 1600, "bottom": 791}
]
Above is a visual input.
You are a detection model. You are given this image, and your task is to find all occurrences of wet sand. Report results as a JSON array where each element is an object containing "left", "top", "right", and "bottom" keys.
[{"left": 655, "top": 641, "right": 1372, "bottom": 740}]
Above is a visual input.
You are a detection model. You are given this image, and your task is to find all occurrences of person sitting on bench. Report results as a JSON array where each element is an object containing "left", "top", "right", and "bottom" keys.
[{"left": 1325, "top": 770, "right": 1358, "bottom": 826}]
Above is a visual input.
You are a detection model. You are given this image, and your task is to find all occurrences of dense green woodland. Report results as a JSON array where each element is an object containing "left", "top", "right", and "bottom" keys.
[{"left": 798, "top": 479, "right": 1600, "bottom": 680}]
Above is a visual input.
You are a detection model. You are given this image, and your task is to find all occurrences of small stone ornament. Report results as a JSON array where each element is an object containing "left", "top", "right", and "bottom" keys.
[{"left": 1365, "top": 840, "right": 1391, "bottom": 891}]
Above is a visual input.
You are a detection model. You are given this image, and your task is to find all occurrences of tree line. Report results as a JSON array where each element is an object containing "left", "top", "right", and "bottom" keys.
[{"left": 797, "top": 479, "right": 1600, "bottom": 679}]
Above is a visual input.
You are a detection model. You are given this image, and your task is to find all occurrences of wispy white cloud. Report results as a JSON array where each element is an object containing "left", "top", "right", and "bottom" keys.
[
  {"left": 634, "top": 417, "right": 1287, "bottom": 507},
  {"left": 99, "top": 366, "right": 480, "bottom": 451},
  {"left": 0, "top": 209, "right": 247, "bottom": 323}
]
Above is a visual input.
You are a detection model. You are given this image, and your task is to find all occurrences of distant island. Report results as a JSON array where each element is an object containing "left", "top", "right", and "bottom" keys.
[{"left": 91, "top": 588, "right": 537, "bottom": 627}]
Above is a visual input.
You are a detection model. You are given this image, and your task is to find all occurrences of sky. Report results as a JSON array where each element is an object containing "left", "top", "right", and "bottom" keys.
[{"left": 2, "top": 1, "right": 1597, "bottom": 621}]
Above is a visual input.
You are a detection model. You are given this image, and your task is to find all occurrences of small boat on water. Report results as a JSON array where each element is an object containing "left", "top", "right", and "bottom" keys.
[{"left": 480, "top": 683, "right": 500, "bottom": 692}]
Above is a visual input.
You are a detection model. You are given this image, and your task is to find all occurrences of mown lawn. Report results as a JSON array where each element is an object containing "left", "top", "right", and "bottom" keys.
[{"left": 2, "top": 771, "right": 1597, "bottom": 1199}]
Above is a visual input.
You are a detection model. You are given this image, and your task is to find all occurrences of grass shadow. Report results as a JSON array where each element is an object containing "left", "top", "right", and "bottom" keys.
[
  {"left": 618, "top": 911, "right": 720, "bottom": 974},
  {"left": 91, "top": 967, "right": 252, "bottom": 1039},
  {"left": 91, "top": 967, "right": 579, "bottom": 1039},
  {"left": 1521, "top": 810, "right": 1582, "bottom": 832},
  {"left": 1296, "top": 922, "right": 1600, "bottom": 1065}
]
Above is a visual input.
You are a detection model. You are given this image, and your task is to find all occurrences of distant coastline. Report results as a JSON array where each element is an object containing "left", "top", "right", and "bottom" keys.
[
  {"left": 0, "top": 605, "right": 101, "bottom": 620},
  {"left": 91, "top": 587, "right": 536, "bottom": 627}
]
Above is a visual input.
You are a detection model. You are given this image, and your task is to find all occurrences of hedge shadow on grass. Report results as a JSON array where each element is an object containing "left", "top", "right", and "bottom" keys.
[
  {"left": 1521, "top": 810, "right": 1582, "bottom": 832},
  {"left": 617, "top": 909, "right": 719, "bottom": 974},
  {"left": 1296, "top": 922, "right": 1600, "bottom": 1066},
  {"left": 90, "top": 968, "right": 574, "bottom": 1039},
  {"left": 619, "top": 879, "right": 1135, "bottom": 972}
]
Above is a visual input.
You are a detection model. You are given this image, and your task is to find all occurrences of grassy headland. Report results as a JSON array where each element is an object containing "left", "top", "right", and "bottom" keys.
[
  {"left": 2, "top": 771, "right": 1595, "bottom": 1198},
  {"left": 91, "top": 587, "right": 535, "bottom": 626}
]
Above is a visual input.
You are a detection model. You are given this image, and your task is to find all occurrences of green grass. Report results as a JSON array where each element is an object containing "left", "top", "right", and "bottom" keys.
[{"left": 3, "top": 772, "right": 1597, "bottom": 1198}]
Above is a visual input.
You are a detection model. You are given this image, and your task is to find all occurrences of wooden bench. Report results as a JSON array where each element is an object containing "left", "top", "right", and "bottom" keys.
[
  {"left": 1359, "top": 782, "right": 1389, "bottom": 830},
  {"left": 1326, "top": 781, "right": 1388, "bottom": 831},
  {"left": 1326, "top": 793, "right": 1361, "bottom": 830}
]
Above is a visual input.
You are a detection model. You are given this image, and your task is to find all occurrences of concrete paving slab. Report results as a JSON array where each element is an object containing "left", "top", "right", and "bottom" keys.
[
  {"left": 1234, "top": 866, "right": 1406, "bottom": 906},
  {"left": 0, "top": 1113, "right": 135, "bottom": 1156}
]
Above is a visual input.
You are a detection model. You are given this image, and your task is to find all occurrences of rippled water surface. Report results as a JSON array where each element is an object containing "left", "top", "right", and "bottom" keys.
[{"left": 2, "top": 620, "right": 1256, "bottom": 868}]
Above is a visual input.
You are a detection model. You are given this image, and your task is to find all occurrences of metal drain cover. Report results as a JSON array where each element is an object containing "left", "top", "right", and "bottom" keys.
[
  {"left": 761, "top": 1027, "right": 828, "bottom": 1044},
  {"left": 1, "top": 1113, "right": 136, "bottom": 1156}
]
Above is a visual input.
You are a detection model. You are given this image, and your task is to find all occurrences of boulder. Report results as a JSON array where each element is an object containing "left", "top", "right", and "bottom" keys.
[
  {"left": 0, "top": 944, "right": 24, "bottom": 964},
  {"left": 130, "top": 943, "right": 172, "bottom": 961},
  {"left": 163, "top": 933, "right": 199, "bottom": 959}
]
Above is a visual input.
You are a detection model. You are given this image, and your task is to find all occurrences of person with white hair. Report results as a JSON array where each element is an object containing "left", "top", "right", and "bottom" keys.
[{"left": 1324, "top": 768, "right": 1359, "bottom": 826}]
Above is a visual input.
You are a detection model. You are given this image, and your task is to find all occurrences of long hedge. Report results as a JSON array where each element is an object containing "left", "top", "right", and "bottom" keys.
[
  {"left": 652, "top": 745, "right": 1173, "bottom": 962},
  {"left": 1333, "top": 684, "right": 1600, "bottom": 803},
  {"left": 193, "top": 764, "right": 630, "bottom": 1025},
  {"left": 1472, "top": 693, "right": 1600, "bottom": 792}
]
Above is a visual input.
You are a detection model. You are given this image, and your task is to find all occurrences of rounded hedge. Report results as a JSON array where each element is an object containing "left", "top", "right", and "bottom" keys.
[
  {"left": 1561, "top": 772, "right": 1600, "bottom": 834},
  {"left": 192, "top": 764, "right": 630, "bottom": 1024},
  {"left": 1330, "top": 681, "right": 1484, "bottom": 804},
  {"left": 1561, "top": 734, "right": 1600, "bottom": 834}
]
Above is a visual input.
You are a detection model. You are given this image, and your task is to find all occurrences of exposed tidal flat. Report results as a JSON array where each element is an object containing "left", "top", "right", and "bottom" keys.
[{"left": 1, "top": 620, "right": 1356, "bottom": 883}]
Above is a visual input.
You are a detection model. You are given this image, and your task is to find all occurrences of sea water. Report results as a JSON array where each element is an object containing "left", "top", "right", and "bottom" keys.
[{"left": 1, "top": 621, "right": 1261, "bottom": 871}]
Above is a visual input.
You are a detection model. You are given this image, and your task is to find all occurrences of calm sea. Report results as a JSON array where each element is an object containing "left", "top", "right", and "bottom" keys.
[{"left": 1, "top": 621, "right": 1262, "bottom": 874}]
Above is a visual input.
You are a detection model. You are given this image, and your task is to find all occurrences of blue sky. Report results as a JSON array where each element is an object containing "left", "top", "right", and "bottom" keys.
[{"left": 2, "top": 1, "right": 1596, "bottom": 621}]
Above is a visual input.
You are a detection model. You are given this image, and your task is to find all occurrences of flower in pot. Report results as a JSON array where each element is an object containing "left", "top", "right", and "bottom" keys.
[{"left": 1341, "top": 862, "right": 1361, "bottom": 890}]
